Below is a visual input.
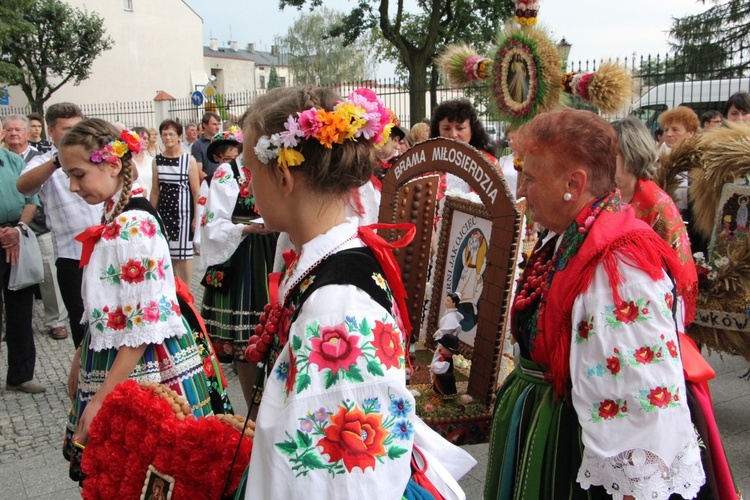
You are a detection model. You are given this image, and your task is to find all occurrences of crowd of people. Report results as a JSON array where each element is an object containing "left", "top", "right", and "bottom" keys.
[{"left": 0, "top": 87, "right": 748, "bottom": 499}]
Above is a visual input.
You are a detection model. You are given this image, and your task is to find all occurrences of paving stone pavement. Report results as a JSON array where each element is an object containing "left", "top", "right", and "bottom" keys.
[{"left": 0, "top": 260, "right": 748, "bottom": 498}]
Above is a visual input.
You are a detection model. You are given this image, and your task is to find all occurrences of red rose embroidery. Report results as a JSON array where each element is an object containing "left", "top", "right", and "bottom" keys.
[
  {"left": 667, "top": 340, "right": 678, "bottom": 358},
  {"left": 598, "top": 400, "right": 619, "bottom": 419},
  {"left": 285, "top": 347, "right": 297, "bottom": 395},
  {"left": 202, "top": 358, "right": 215, "bottom": 379},
  {"left": 309, "top": 323, "right": 362, "bottom": 375},
  {"left": 614, "top": 300, "right": 639, "bottom": 323},
  {"left": 317, "top": 405, "right": 388, "bottom": 472},
  {"left": 577, "top": 320, "right": 591, "bottom": 340},
  {"left": 213, "top": 168, "right": 226, "bottom": 181},
  {"left": 372, "top": 320, "right": 403, "bottom": 369},
  {"left": 634, "top": 346, "right": 655, "bottom": 364},
  {"left": 140, "top": 219, "right": 156, "bottom": 238},
  {"left": 198, "top": 196, "right": 207, "bottom": 206},
  {"left": 121, "top": 259, "right": 147, "bottom": 284},
  {"left": 606, "top": 356, "right": 620, "bottom": 375},
  {"left": 101, "top": 222, "right": 122, "bottom": 241},
  {"left": 170, "top": 301, "right": 181, "bottom": 316},
  {"left": 239, "top": 182, "right": 250, "bottom": 199},
  {"left": 647, "top": 386, "right": 672, "bottom": 408},
  {"left": 107, "top": 307, "right": 127, "bottom": 330},
  {"left": 215, "top": 271, "right": 224, "bottom": 281}
]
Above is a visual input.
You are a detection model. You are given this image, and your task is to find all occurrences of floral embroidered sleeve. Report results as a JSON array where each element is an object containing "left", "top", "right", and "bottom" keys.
[
  {"left": 82, "top": 210, "right": 186, "bottom": 352},
  {"left": 569, "top": 258, "right": 705, "bottom": 500},
  {"left": 199, "top": 165, "right": 245, "bottom": 268},
  {"left": 246, "top": 284, "right": 416, "bottom": 499}
]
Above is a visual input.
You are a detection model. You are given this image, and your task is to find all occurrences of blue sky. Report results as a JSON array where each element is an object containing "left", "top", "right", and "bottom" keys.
[{"left": 185, "top": 0, "right": 711, "bottom": 77}]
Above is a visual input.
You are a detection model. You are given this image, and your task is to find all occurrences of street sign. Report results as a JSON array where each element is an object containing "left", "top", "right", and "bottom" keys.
[
  {"left": 0, "top": 88, "right": 9, "bottom": 106},
  {"left": 203, "top": 82, "right": 217, "bottom": 99},
  {"left": 191, "top": 90, "right": 204, "bottom": 107}
]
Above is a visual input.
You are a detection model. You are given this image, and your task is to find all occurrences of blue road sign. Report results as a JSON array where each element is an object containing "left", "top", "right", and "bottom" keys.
[
  {"left": 191, "top": 90, "right": 204, "bottom": 107},
  {"left": 0, "top": 88, "right": 9, "bottom": 106}
]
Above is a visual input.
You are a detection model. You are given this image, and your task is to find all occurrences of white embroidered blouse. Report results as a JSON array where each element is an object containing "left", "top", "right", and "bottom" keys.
[
  {"left": 80, "top": 187, "right": 185, "bottom": 352},
  {"left": 570, "top": 259, "right": 705, "bottom": 499},
  {"left": 245, "top": 219, "right": 415, "bottom": 499}
]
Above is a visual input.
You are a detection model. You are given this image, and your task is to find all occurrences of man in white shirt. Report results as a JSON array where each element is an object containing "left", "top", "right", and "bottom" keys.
[
  {"left": 3, "top": 114, "right": 69, "bottom": 341},
  {"left": 17, "top": 103, "right": 101, "bottom": 348}
]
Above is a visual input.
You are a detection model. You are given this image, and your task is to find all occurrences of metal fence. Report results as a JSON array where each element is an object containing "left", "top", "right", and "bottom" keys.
[{"left": 2, "top": 51, "right": 749, "bottom": 136}]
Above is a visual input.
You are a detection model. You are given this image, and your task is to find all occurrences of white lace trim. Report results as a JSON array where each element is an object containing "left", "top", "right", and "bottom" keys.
[
  {"left": 201, "top": 224, "right": 245, "bottom": 268},
  {"left": 577, "top": 431, "right": 705, "bottom": 500},
  {"left": 88, "top": 320, "right": 185, "bottom": 352}
]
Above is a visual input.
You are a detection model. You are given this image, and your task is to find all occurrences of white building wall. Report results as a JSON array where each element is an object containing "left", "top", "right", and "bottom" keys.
[
  {"left": 7, "top": 0, "right": 206, "bottom": 108},
  {"left": 204, "top": 55, "right": 257, "bottom": 93}
]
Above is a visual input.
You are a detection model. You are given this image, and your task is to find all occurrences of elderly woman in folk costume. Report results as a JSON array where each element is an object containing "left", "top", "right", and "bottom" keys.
[{"left": 484, "top": 109, "right": 708, "bottom": 500}]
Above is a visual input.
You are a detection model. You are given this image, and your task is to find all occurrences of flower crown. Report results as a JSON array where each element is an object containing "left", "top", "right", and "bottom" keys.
[
  {"left": 253, "top": 88, "right": 394, "bottom": 168},
  {"left": 212, "top": 125, "right": 243, "bottom": 144},
  {"left": 91, "top": 129, "right": 142, "bottom": 164}
]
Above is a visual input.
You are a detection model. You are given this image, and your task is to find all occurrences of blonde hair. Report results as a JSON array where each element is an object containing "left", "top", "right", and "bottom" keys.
[
  {"left": 60, "top": 118, "right": 134, "bottom": 221},
  {"left": 243, "top": 86, "right": 375, "bottom": 195},
  {"left": 410, "top": 122, "right": 429, "bottom": 142}
]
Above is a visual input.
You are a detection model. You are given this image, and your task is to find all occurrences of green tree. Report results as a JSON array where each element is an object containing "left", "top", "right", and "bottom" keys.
[
  {"left": 0, "top": 0, "right": 34, "bottom": 47},
  {"left": 278, "top": 8, "right": 375, "bottom": 86},
  {"left": 668, "top": 0, "right": 749, "bottom": 79},
  {"left": 0, "top": 0, "right": 113, "bottom": 115},
  {"left": 267, "top": 65, "right": 281, "bottom": 89},
  {"left": 282, "top": 0, "right": 513, "bottom": 123}
]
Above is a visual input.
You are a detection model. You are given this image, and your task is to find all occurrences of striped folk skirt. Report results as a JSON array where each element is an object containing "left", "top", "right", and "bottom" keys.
[{"left": 202, "top": 232, "right": 276, "bottom": 363}]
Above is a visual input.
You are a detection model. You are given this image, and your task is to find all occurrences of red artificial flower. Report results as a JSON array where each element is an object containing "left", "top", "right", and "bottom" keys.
[
  {"left": 647, "top": 386, "right": 672, "bottom": 408},
  {"left": 107, "top": 307, "right": 127, "bottom": 330},
  {"left": 667, "top": 340, "right": 678, "bottom": 358},
  {"left": 598, "top": 399, "right": 620, "bottom": 419},
  {"left": 239, "top": 182, "right": 250, "bottom": 199},
  {"left": 372, "top": 320, "right": 403, "bottom": 369},
  {"left": 606, "top": 356, "right": 620, "bottom": 375},
  {"left": 102, "top": 221, "right": 122, "bottom": 241},
  {"left": 634, "top": 346, "right": 655, "bottom": 364},
  {"left": 317, "top": 405, "right": 388, "bottom": 472},
  {"left": 577, "top": 320, "right": 591, "bottom": 340},
  {"left": 202, "top": 357, "right": 215, "bottom": 379},
  {"left": 309, "top": 323, "right": 362, "bottom": 375},
  {"left": 215, "top": 270, "right": 224, "bottom": 281},
  {"left": 120, "top": 129, "right": 141, "bottom": 153},
  {"left": 121, "top": 259, "right": 147, "bottom": 284},
  {"left": 614, "top": 301, "right": 639, "bottom": 323},
  {"left": 205, "top": 274, "right": 213, "bottom": 285},
  {"left": 285, "top": 347, "right": 297, "bottom": 395}
]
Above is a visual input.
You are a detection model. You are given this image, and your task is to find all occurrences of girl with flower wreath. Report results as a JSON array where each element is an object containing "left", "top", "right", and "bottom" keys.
[
  {"left": 199, "top": 127, "right": 277, "bottom": 412},
  {"left": 235, "top": 86, "right": 474, "bottom": 499},
  {"left": 58, "top": 118, "right": 227, "bottom": 482}
]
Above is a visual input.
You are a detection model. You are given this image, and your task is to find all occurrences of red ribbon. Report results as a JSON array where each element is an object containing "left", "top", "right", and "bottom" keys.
[
  {"left": 358, "top": 223, "right": 416, "bottom": 337},
  {"left": 75, "top": 224, "right": 107, "bottom": 268}
]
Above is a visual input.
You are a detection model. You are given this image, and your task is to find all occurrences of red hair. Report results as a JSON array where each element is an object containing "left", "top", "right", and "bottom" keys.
[
  {"left": 658, "top": 106, "right": 699, "bottom": 133},
  {"left": 516, "top": 109, "right": 617, "bottom": 196}
]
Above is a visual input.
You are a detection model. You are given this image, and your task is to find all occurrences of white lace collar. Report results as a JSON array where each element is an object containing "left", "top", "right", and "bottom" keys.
[{"left": 278, "top": 218, "right": 360, "bottom": 302}]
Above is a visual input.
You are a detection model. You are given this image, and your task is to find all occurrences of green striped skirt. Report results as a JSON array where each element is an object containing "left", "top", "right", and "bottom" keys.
[
  {"left": 202, "top": 232, "right": 276, "bottom": 363},
  {"left": 484, "top": 357, "right": 611, "bottom": 500}
]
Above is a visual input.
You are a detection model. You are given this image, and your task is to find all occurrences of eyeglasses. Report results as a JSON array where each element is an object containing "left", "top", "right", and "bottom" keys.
[
  {"left": 161, "top": 132, "right": 179, "bottom": 138},
  {"left": 218, "top": 155, "right": 238, "bottom": 162}
]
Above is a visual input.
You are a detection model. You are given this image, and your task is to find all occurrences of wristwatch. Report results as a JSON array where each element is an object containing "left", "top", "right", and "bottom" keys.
[{"left": 51, "top": 155, "right": 60, "bottom": 169}]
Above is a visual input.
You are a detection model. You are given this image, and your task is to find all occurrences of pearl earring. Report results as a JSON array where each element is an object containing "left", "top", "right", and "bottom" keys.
[{"left": 563, "top": 192, "right": 572, "bottom": 202}]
